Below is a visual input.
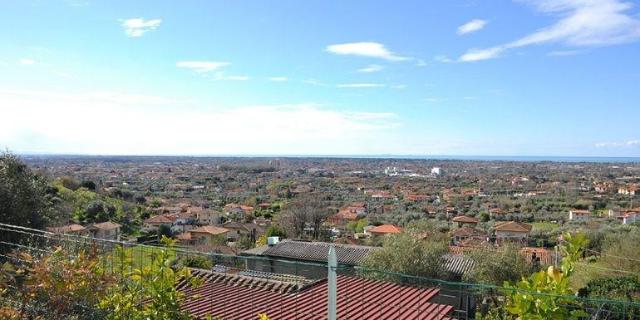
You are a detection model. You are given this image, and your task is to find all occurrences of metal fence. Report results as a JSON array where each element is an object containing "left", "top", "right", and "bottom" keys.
[{"left": 0, "top": 222, "right": 638, "bottom": 320}]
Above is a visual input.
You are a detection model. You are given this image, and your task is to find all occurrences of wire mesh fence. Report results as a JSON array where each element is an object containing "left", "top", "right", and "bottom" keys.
[{"left": 0, "top": 222, "right": 639, "bottom": 319}]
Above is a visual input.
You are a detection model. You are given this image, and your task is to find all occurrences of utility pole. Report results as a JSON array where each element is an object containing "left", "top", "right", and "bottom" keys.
[{"left": 328, "top": 245, "right": 337, "bottom": 320}]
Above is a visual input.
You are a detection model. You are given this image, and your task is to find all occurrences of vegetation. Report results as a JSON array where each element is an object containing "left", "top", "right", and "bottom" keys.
[
  {"left": 463, "top": 244, "right": 535, "bottom": 286},
  {"left": 497, "top": 232, "right": 589, "bottom": 319},
  {"left": 361, "top": 227, "right": 449, "bottom": 280},
  {"left": 0, "top": 152, "right": 56, "bottom": 229},
  {"left": 99, "top": 237, "right": 196, "bottom": 320}
]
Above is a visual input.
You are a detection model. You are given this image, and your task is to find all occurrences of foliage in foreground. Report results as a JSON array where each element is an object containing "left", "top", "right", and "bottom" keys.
[
  {"left": 495, "top": 232, "right": 590, "bottom": 319},
  {"left": 0, "top": 246, "right": 114, "bottom": 320}
]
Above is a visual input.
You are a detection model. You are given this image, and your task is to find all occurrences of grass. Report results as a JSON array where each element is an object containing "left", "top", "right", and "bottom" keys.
[{"left": 531, "top": 221, "right": 561, "bottom": 232}]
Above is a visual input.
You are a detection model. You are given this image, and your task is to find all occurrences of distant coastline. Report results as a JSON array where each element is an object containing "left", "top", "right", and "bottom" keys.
[{"left": 17, "top": 153, "right": 640, "bottom": 163}]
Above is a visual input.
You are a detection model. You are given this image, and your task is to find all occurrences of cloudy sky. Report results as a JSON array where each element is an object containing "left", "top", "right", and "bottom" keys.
[{"left": 1, "top": 0, "right": 639, "bottom": 156}]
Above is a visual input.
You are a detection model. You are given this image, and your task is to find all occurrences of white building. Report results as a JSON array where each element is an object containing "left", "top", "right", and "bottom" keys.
[
  {"left": 431, "top": 167, "right": 442, "bottom": 176},
  {"left": 569, "top": 209, "right": 590, "bottom": 222}
]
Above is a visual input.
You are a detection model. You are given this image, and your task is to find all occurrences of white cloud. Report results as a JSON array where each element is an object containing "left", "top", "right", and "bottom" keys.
[
  {"left": 459, "top": 47, "right": 504, "bottom": 62},
  {"left": 18, "top": 58, "right": 37, "bottom": 65},
  {"left": 357, "top": 64, "right": 384, "bottom": 73},
  {"left": 337, "top": 83, "right": 385, "bottom": 88},
  {"left": 176, "top": 61, "right": 230, "bottom": 73},
  {"left": 0, "top": 89, "right": 400, "bottom": 155},
  {"left": 122, "top": 18, "right": 162, "bottom": 37},
  {"left": 547, "top": 50, "right": 584, "bottom": 56},
  {"left": 595, "top": 140, "right": 640, "bottom": 148},
  {"left": 269, "top": 76, "right": 288, "bottom": 81},
  {"left": 224, "top": 75, "right": 250, "bottom": 81},
  {"left": 434, "top": 55, "right": 453, "bottom": 63},
  {"left": 415, "top": 59, "right": 427, "bottom": 67},
  {"left": 457, "top": 19, "right": 487, "bottom": 35},
  {"left": 302, "top": 79, "right": 328, "bottom": 86},
  {"left": 326, "top": 42, "right": 409, "bottom": 61},
  {"left": 391, "top": 84, "right": 407, "bottom": 89},
  {"left": 459, "top": 0, "right": 640, "bottom": 61}
]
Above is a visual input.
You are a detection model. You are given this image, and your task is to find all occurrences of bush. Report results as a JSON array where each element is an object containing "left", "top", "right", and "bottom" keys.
[{"left": 178, "top": 255, "right": 213, "bottom": 270}]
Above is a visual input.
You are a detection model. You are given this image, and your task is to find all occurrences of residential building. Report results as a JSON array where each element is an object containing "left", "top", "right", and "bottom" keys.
[
  {"left": 195, "top": 209, "right": 222, "bottom": 225},
  {"left": 452, "top": 215, "right": 479, "bottom": 227},
  {"left": 366, "top": 224, "right": 403, "bottom": 236},
  {"left": 494, "top": 221, "right": 532, "bottom": 242},
  {"left": 327, "top": 203, "right": 366, "bottom": 225},
  {"left": 46, "top": 224, "right": 89, "bottom": 236},
  {"left": 89, "top": 221, "right": 122, "bottom": 241},
  {"left": 451, "top": 227, "right": 486, "bottom": 245},
  {"left": 143, "top": 213, "right": 177, "bottom": 232},
  {"left": 222, "top": 221, "right": 264, "bottom": 242},
  {"left": 568, "top": 209, "right": 590, "bottom": 222},
  {"left": 618, "top": 185, "right": 638, "bottom": 196}
]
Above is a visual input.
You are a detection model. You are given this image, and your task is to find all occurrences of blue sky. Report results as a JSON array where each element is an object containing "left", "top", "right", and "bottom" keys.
[{"left": 1, "top": 0, "right": 639, "bottom": 156}]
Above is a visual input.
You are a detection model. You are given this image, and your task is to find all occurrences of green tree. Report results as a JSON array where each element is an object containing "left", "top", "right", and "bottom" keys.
[
  {"left": 361, "top": 232, "right": 449, "bottom": 280},
  {"left": 85, "top": 200, "right": 116, "bottom": 223},
  {"left": 463, "top": 244, "right": 535, "bottom": 286},
  {"left": 0, "top": 152, "right": 54, "bottom": 229}
]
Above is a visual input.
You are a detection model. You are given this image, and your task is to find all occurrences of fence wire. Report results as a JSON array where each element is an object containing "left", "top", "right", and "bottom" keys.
[{"left": 0, "top": 222, "right": 638, "bottom": 320}]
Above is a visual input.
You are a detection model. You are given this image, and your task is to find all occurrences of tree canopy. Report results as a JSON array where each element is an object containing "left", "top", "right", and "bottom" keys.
[{"left": 0, "top": 152, "right": 54, "bottom": 229}]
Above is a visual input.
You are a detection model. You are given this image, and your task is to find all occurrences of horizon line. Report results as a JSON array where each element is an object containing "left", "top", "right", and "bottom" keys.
[{"left": 14, "top": 152, "right": 640, "bottom": 161}]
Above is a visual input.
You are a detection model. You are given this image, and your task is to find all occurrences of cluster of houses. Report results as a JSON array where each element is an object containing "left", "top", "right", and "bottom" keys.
[
  {"left": 141, "top": 203, "right": 267, "bottom": 251},
  {"left": 46, "top": 221, "right": 122, "bottom": 241},
  {"left": 568, "top": 207, "right": 640, "bottom": 224}
]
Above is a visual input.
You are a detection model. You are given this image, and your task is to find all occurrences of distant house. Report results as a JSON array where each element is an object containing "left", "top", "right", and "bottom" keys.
[
  {"left": 452, "top": 215, "right": 479, "bottom": 227},
  {"left": 366, "top": 224, "right": 403, "bottom": 236},
  {"left": 327, "top": 203, "right": 366, "bottom": 225},
  {"left": 520, "top": 247, "right": 555, "bottom": 266},
  {"left": 451, "top": 227, "right": 486, "bottom": 245},
  {"left": 196, "top": 209, "right": 222, "bottom": 225},
  {"left": 89, "top": 221, "right": 122, "bottom": 241},
  {"left": 222, "top": 221, "right": 264, "bottom": 242},
  {"left": 619, "top": 212, "right": 640, "bottom": 225},
  {"left": 143, "top": 213, "right": 178, "bottom": 232},
  {"left": 223, "top": 204, "right": 254, "bottom": 220},
  {"left": 618, "top": 185, "right": 638, "bottom": 196},
  {"left": 594, "top": 182, "right": 612, "bottom": 193},
  {"left": 494, "top": 221, "right": 532, "bottom": 242},
  {"left": 489, "top": 207, "right": 505, "bottom": 218},
  {"left": 185, "top": 225, "right": 229, "bottom": 246},
  {"left": 46, "top": 224, "right": 88, "bottom": 236},
  {"left": 568, "top": 209, "right": 590, "bottom": 222},
  {"left": 609, "top": 208, "right": 640, "bottom": 225}
]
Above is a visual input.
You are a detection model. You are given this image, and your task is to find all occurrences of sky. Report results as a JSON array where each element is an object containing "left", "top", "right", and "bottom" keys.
[{"left": 1, "top": 0, "right": 639, "bottom": 157}]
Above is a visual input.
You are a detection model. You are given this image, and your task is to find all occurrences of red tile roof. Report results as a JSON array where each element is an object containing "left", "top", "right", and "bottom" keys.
[
  {"left": 494, "top": 221, "right": 532, "bottom": 233},
  {"left": 452, "top": 215, "right": 479, "bottom": 224},
  {"left": 46, "top": 224, "right": 86, "bottom": 233},
  {"left": 368, "top": 224, "right": 403, "bottom": 234},
  {"left": 144, "top": 214, "right": 177, "bottom": 225},
  {"left": 91, "top": 221, "right": 121, "bottom": 230},
  {"left": 180, "top": 274, "right": 453, "bottom": 320},
  {"left": 190, "top": 225, "right": 229, "bottom": 235}
]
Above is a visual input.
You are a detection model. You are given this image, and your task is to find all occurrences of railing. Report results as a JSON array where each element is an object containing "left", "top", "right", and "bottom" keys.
[{"left": 0, "top": 222, "right": 639, "bottom": 319}]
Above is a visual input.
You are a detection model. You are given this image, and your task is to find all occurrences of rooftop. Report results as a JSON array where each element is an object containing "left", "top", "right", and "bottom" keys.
[
  {"left": 179, "top": 269, "right": 454, "bottom": 320},
  {"left": 242, "top": 240, "right": 377, "bottom": 266}
]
